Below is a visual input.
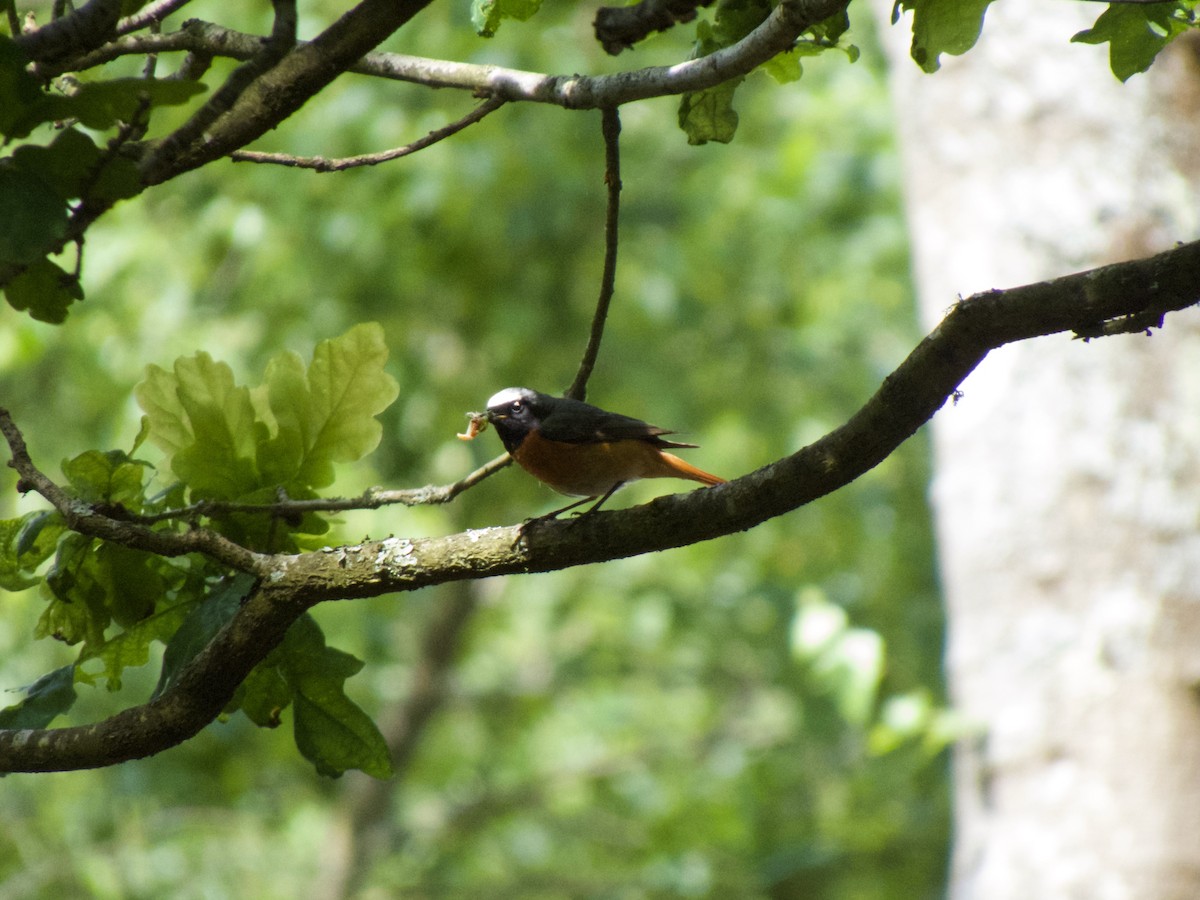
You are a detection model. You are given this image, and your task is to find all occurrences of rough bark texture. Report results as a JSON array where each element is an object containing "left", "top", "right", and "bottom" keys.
[{"left": 875, "top": 1, "right": 1200, "bottom": 897}]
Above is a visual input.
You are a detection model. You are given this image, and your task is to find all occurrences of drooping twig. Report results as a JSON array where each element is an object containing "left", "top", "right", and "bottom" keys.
[
  {"left": 229, "top": 96, "right": 506, "bottom": 171},
  {"left": 566, "top": 107, "right": 622, "bottom": 403}
]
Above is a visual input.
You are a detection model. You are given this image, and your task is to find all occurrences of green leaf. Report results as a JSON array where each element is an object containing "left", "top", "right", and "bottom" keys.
[
  {"left": 0, "top": 665, "right": 77, "bottom": 729},
  {"left": 679, "top": 78, "right": 744, "bottom": 146},
  {"left": 94, "top": 543, "right": 165, "bottom": 627},
  {"left": 1071, "top": 2, "right": 1187, "bottom": 82},
  {"left": 44, "top": 532, "right": 93, "bottom": 603},
  {"left": 763, "top": 52, "right": 803, "bottom": 85},
  {"left": 77, "top": 593, "right": 187, "bottom": 690},
  {"left": 139, "top": 353, "right": 263, "bottom": 499},
  {"left": 155, "top": 573, "right": 256, "bottom": 699},
  {"left": 236, "top": 661, "right": 292, "bottom": 727},
  {"left": 904, "top": 0, "right": 996, "bottom": 73},
  {"left": 14, "top": 510, "right": 65, "bottom": 568},
  {"left": 471, "top": 0, "right": 542, "bottom": 37},
  {"left": 9, "top": 128, "right": 103, "bottom": 202},
  {"left": 261, "top": 322, "right": 400, "bottom": 490},
  {"left": 4, "top": 256, "right": 84, "bottom": 323},
  {"left": 0, "top": 165, "right": 70, "bottom": 267},
  {"left": 5, "top": 77, "right": 207, "bottom": 140},
  {"left": 61, "top": 448, "right": 149, "bottom": 509},
  {"left": 281, "top": 614, "right": 393, "bottom": 779},
  {"left": 0, "top": 36, "right": 45, "bottom": 140},
  {"left": 136, "top": 363, "right": 196, "bottom": 457},
  {"left": 0, "top": 512, "right": 64, "bottom": 591}
]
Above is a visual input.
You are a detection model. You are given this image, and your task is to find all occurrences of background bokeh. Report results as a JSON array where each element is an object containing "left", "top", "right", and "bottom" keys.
[{"left": 0, "top": 2, "right": 949, "bottom": 896}]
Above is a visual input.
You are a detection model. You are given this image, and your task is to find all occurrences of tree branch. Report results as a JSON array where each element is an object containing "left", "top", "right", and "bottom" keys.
[
  {"left": 2, "top": 238, "right": 1197, "bottom": 773},
  {"left": 45, "top": 0, "right": 850, "bottom": 109}
]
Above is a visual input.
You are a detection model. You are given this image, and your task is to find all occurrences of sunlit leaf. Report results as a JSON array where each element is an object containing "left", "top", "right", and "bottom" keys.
[
  {"left": 262, "top": 322, "right": 399, "bottom": 490},
  {"left": 136, "top": 363, "right": 195, "bottom": 456},
  {"left": 158, "top": 353, "right": 263, "bottom": 499}
]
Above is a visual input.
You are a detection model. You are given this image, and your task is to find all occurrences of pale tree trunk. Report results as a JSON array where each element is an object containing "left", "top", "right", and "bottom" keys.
[{"left": 872, "top": 1, "right": 1200, "bottom": 897}]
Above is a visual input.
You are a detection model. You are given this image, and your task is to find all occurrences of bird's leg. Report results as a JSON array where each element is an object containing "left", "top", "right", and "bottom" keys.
[
  {"left": 525, "top": 495, "right": 595, "bottom": 523},
  {"left": 575, "top": 481, "right": 625, "bottom": 517}
]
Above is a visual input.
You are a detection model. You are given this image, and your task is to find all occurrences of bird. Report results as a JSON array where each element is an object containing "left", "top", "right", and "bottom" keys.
[{"left": 482, "top": 387, "right": 725, "bottom": 517}]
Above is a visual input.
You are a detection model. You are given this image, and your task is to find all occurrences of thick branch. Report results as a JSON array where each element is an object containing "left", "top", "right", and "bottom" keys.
[{"left": 2, "top": 238, "right": 1197, "bottom": 772}]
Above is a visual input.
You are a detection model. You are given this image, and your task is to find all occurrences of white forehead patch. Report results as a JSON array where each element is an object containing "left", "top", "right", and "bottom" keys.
[{"left": 487, "top": 387, "right": 531, "bottom": 408}]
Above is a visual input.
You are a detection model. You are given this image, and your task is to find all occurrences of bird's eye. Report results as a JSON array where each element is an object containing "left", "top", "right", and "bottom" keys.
[{"left": 509, "top": 400, "right": 523, "bottom": 414}]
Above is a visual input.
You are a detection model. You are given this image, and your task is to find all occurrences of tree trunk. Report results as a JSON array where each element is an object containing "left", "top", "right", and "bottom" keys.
[{"left": 873, "top": 1, "right": 1200, "bottom": 896}]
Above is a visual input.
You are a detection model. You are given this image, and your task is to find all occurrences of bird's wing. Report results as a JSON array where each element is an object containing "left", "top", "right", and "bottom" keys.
[{"left": 540, "top": 405, "right": 694, "bottom": 446}]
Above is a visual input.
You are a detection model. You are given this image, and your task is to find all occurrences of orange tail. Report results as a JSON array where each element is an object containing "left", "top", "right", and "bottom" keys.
[{"left": 653, "top": 451, "right": 725, "bottom": 487}]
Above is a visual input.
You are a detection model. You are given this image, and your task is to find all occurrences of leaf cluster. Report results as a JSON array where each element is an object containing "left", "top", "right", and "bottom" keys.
[
  {"left": 891, "top": 0, "right": 1198, "bottom": 78},
  {"left": 0, "top": 36, "right": 205, "bottom": 322},
  {"left": 0, "top": 324, "right": 399, "bottom": 777}
]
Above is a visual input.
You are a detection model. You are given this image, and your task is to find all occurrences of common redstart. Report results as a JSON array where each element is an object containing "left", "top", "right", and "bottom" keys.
[{"left": 477, "top": 387, "right": 725, "bottom": 516}]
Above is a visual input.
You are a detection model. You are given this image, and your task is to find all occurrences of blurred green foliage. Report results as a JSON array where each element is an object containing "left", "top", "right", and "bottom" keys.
[{"left": 0, "top": 0, "right": 951, "bottom": 897}]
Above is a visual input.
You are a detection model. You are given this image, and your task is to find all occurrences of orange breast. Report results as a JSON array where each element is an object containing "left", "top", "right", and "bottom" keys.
[{"left": 512, "top": 431, "right": 724, "bottom": 497}]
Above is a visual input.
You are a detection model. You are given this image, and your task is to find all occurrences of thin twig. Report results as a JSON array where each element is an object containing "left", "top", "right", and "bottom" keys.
[
  {"left": 229, "top": 96, "right": 506, "bottom": 171},
  {"left": 118, "top": 453, "right": 513, "bottom": 525},
  {"left": 566, "top": 107, "right": 622, "bottom": 403}
]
